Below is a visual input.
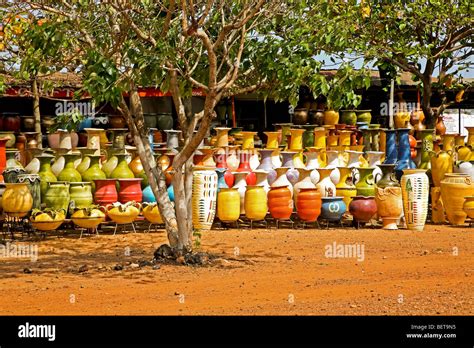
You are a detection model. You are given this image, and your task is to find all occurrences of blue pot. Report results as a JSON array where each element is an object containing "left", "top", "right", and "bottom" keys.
[
  {"left": 320, "top": 196, "right": 346, "bottom": 221},
  {"left": 215, "top": 168, "right": 229, "bottom": 193},
  {"left": 167, "top": 185, "right": 174, "bottom": 202},
  {"left": 395, "top": 128, "right": 416, "bottom": 180},
  {"left": 142, "top": 185, "right": 156, "bottom": 203},
  {"left": 383, "top": 129, "right": 398, "bottom": 164},
  {"left": 78, "top": 117, "right": 93, "bottom": 131}
]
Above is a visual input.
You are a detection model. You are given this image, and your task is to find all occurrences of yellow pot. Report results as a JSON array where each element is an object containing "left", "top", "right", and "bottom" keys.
[
  {"left": 106, "top": 202, "right": 141, "bottom": 224},
  {"left": 335, "top": 167, "right": 357, "bottom": 208},
  {"left": 338, "top": 131, "right": 352, "bottom": 146},
  {"left": 2, "top": 183, "right": 33, "bottom": 217},
  {"left": 31, "top": 220, "right": 64, "bottom": 231},
  {"left": 442, "top": 134, "right": 456, "bottom": 152},
  {"left": 466, "top": 127, "right": 474, "bottom": 147},
  {"left": 71, "top": 208, "right": 106, "bottom": 229},
  {"left": 323, "top": 110, "right": 339, "bottom": 125},
  {"left": 215, "top": 127, "right": 231, "bottom": 148},
  {"left": 314, "top": 128, "right": 327, "bottom": 149},
  {"left": 456, "top": 145, "right": 472, "bottom": 161},
  {"left": 430, "top": 150, "right": 453, "bottom": 187},
  {"left": 241, "top": 131, "right": 257, "bottom": 150},
  {"left": 462, "top": 196, "right": 474, "bottom": 219},
  {"left": 217, "top": 188, "right": 240, "bottom": 222},
  {"left": 327, "top": 135, "right": 339, "bottom": 147},
  {"left": 264, "top": 131, "right": 280, "bottom": 149},
  {"left": 440, "top": 173, "right": 474, "bottom": 225},
  {"left": 289, "top": 128, "right": 305, "bottom": 151},
  {"left": 244, "top": 185, "right": 267, "bottom": 221},
  {"left": 293, "top": 151, "right": 305, "bottom": 168},
  {"left": 394, "top": 112, "right": 410, "bottom": 128},
  {"left": 431, "top": 187, "right": 446, "bottom": 223},
  {"left": 129, "top": 155, "right": 144, "bottom": 176},
  {"left": 142, "top": 203, "right": 164, "bottom": 224}
]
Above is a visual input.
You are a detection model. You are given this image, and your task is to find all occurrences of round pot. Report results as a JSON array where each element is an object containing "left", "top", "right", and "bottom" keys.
[
  {"left": 356, "top": 110, "right": 372, "bottom": 124},
  {"left": 109, "top": 115, "right": 128, "bottom": 128},
  {"left": 296, "top": 188, "right": 321, "bottom": 222},
  {"left": 94, "top": 179, "right": 118, "bottom": 206},
  {"left": 349, "top": 196, "right": 377, "bottom": 225},
  {"left": 462, "top": 196, "right": 474, "bottom": 220},
  {"left": 440, "top": 173, "right": 474, "bottom": 225},
  {"left": 2, "top": 112, "right": 21, "bottom": 132},
  {"left": 320, "top": 196, "right": 346, "bottom": 222},
  {"left": 268, "top": 185, "right": 293, "bottom": 220},
  {"left": 156, "top": 113, "right": 174, "bottom": 130},
  {"left": 143, "top": 113, "right": 158, "bottom": 129},
  {"left": 69, "top": 182, "right": 94, "bottom": 209},
  {"left": 21, "top": 115, "right": 36, "bottom": 132},
  {"left": 293, "top": 108, "right": 309, "bottom": 125},
  {"left": 323, "top": 110, "right": 339, "bottom": 125},
  {"left": 2, "top": 182, "right": 33, "bottom": 217},
  {"left": 142, "top": 202, "right": 163, "bottom": 224},
  {"left": 340, "top": 110, "right": 357, "bottom": 126}
]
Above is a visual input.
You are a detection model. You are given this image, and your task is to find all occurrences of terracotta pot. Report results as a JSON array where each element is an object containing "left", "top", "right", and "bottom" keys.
[
  {"left": 349, "top": 196, "right": 377, "bottom": 226},
  {"left": 401, "top": 169, "right": 429, "bottom": 231},
  {"left": 320, "top": 196, "right": 346, "bottom": 221},
  {"left": 217, "top": 188, "right": 240, "bottom": 222},
  {"left": 94, "top": 179, "right": 118, "bottom": 206},
  {"left": 431, "top": 187, "right": 446, "bottom": 224},
  {"left": 44, "top": 181, "right": 70, "bottom": 212},
  {"left": 375, "top": 164, "right": 403, "bottom": 229},
  {"left": 2, "top": 182, "right": 33, "bottom": 217},
  {"left": 268, "top": 185, "right": 293, "bottom": 220},
  {"left": 296, "top": 188, "right": 321, "bottom": 222},
  {"left": 440, "top": 173, "right": 474, "bottom": 225},
  {"left": 69, "top": 182, "right": 94, "bottom": 209},
  {"left": 244, "top": 185, "right": 268, "bottom": 221},
  {"left": 118, "top": 178, "right": 143, "bottom": 203},
  {"left": 2, "top": 112, "right": 21, "bottom": 132},
  {"left": 21, "top": 115, "right": 36, "bottom": 132}
]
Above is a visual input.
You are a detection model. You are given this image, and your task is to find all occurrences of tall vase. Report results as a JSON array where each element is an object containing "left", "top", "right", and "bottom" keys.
[
  {"left": 281, "top": 151, "right": 299, "bottom": 185},
  {"left": 37, "top": 154, "right": 57, "bottom": 201},
  {"left": 293, "top": 168, "right": 316, "bottom": 205},
  {"left": 305, "top": 147, "right": 324, "bottom": 185},
  {"left": 400, "top": 169, "right": 429, "bottom": 231},
  {"left": 57, "top": 153, "right": 82, "bottom": 182},
  {"left": 82, "top": 154, "right": 107, "bottom": 192},
  {"left": 192, "top": 170, "right": 218, "bottom": 230},
  {"left": 254, "top": 170, "right": 270, "bottom": 193},
  {"left": 241, "top": 131, "right": 257, "bottom": 150},
  {"left": 271, "top": 167, "right": 293, "bottom": 197},
  {"left": 419, "top": 129, "right": 434, "bottom": 171},
  {"left": 383, "top": 129, "right": 398, "bottom": 164},
  {"left": 314, "top": 128, "right": 327, "bottom": 149},
  {"left": 257, "top": 149, "right": 276, "bottom": 185},
  {"left": 217, "top": 188, "right": 240, "bottom": 223},
  {"left": 316, "top": 168, "right": 336, "bottom": 197},
  {"left": 17, "top": 174, "right": 41, "bottom": 210},
  {"left": 215, "top": 127, "right": 231, "bottom": 147},
  {"left": 302, "top": 125, "right": 315, "bottom": 148},
  {"left": 355, "top": 167, "right": 375, "bottom": 196},
  {"left": 375, "top": 164, "right": 403, "bottom": 229},
  {"left": 215, "top": 168, "right": 229, "bottom": 193},
  {"left": 336, "top": 167, "right": 357, "bottom": 208},
  {"left": 395, "top": 128, "right": 416, "bottom": 180},
  {"left": 440, "top": 173, "right": 474, "bottom": 225},
  {"left": 264, "top": 131, "right": 280, "bottom": 149},
  {"left": 289, "top": 128, "right": 305, "bottom": 150},
  {"left": 232, "top": 171, "right": 248, "bottom": 214}
]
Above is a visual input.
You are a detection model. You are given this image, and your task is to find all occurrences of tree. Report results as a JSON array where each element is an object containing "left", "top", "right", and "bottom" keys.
[
  {"left": 18, "top": 0, "right": 295, "bottom": 253},
  {"left": 312, "top": 0, "right": 473, "bottom": 126}
]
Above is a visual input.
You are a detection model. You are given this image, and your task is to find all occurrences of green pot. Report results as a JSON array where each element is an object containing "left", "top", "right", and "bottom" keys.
[
  {"left": 0, "top": 131, "right": 16, "bottom": 148},
  {"left": 156, "top": 113, "right": 174, "bottom": 130},
  {"left": 17, "top": 174, "right": 41, "bottom": 210},
  {"left": 44, "top": 181, "right": 70, "bottom": 212},
  {"left": 69, "top": 182, "right": 93, "bottom": 210},
  {"left": 76, "top": 148, "right": 96, "bottom": 174},
  {"left": 57, "top": 153, "right": 82, "bottom": 182},
  {"left": 356, "top": 110, "right": 372, "bottom": 124},
  {"left": 110, "top": 154, "right": 135, "bottom": 179},
  {"left": 144, "top": 113, "right": 158, "bottom": 129},
  {"left": 340, "top": 110, "right": 357, "bottom": 126},
  {"left": 302, "top": 125, "right": 316, "bottom": 148},
  {"left": 37, "top": 154, "right": 57, "bottom": 202},
  {"left": 82, "top": 155, "right": 107, "bottom": 192},
  {"left": 355, "top": 167, "right": 375, "bottom": 196}
]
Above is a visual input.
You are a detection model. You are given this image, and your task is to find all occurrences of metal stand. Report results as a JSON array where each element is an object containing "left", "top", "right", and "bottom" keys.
[{"left": 113, "top": 222, "right": 136, "bottom": 235}]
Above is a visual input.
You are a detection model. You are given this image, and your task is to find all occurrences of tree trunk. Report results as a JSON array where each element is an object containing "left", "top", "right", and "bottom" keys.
[
  {"left": 125, "top": 90, "right": 180, "bottom": 248},
  {"left": 421, "top": 78, "right": 435, "bottom": 128},
  {"left": 32, "top": 79, "right": 42, "bottom": 147}
]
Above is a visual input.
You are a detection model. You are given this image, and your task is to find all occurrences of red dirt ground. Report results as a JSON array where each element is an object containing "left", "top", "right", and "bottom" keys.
[{"left": 0, "top": 224, "right": 472, "bottom": 315}]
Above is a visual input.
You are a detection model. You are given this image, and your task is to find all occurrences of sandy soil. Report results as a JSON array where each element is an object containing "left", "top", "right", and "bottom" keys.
[{"left": 0, "top": 224, "right": 473, "bottom": 315}]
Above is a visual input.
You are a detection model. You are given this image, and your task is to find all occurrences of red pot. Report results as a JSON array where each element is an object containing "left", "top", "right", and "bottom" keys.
[
  {"left": 2, "top": 113, "right": 21, "bottom": 132},
  {"left": 118, "top": 178, "right": 143, "bottom": 203},
  {"left": 349, "top": 196, "right": 377, "bottom": 224},
  {"left": 236, "top": 150, "right": 256, "bottom": 185},
  {"left": 0, "top": 138, "right": 8, "bottom": 182},
  {"left": 94, "top": 179, "right": 118, "bottom": 206},
  {"left": 214, "top": 152, "right": 235, "bottom": 187},
  {"left": 268, "top": 185, "right": 293, "bottom": 220},
  {"left": 296, "top": 188, "right": 322, "bottom": 222}
]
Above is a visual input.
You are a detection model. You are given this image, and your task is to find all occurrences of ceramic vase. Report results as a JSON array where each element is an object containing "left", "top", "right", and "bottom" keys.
[
  {"left": 233, "top": 171, "right": 248, "bottom": 214},
  {"left": 440, "top": 173, "right": 474, "bottom": 225},
  {"left": 316, "top": 168, "right": 336, "bottom": 197},
  {"left": 400, "top": 169, "right": 429, "bottom": 231},
  {"left": 217, "top": 188, "right": 240, "bottom": 222},
  {"left": 192, "top": 170, "right": 218, "bottom": 230},
  {"left": 245, "top": 185, "right": 267, "bottom": 221},
  {"left": 375, "top": 164, "right": 403, "bottom": 229},
  {"left": 268, "top": 186, "right": 293, "bottom": 220},
  {"left": 272, "top": 167, "right": 293, "bottom": 197}
]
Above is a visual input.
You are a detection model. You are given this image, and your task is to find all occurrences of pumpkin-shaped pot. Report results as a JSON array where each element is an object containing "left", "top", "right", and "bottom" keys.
[
  {"left": 2, "top": 183, "right": 33, "bottom": 217},
  {"left": 142, "top": 202, "right": 164, "bottom": 224},
  {"left": 71, "top": 206, "right": 106, "bottom": 229},
  {"left": 268, "top": 185, "right": 293, "bottom": 220},
  {"left": 296, "top": 188, "right": 321, "bottom": 222},
  {"left": 349, "top": 196, "right": 377, "bottom": 225},
  {"left": 30, "top": 209, "right": 66, "bottom": 231},
  {"left": 106, "top": 201, "right": 141, "bottom": 224}
]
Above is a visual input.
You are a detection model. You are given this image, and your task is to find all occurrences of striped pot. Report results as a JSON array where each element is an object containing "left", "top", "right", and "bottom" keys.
[
  {"left": 192, "top": 170, "right": 218, "bottom": 230},
  {"left": 400, "top": 169, "right": 429, "bottom": 231}
]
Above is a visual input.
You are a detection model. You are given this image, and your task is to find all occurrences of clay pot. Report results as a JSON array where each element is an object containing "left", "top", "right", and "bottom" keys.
[
  {"left": 323, "top": 110, "right": 339, "bottom": 125},
  {"left": 118, "top": 178, "right": 143, "bottom": 203},
  {"left": 268, "top": 185, "right": 293, "bottom": 220},
  {"left": 349, "top": 196, "right": 377, "bottom": 226},
  {"left": 320, "top": 196, "right": 346, "bottom": 222},
  {"left": 21, "top": 115, "right": 36, "bottom": 132},
  {"left": 296, "top": 188, "right": 321, "bottom": 222},
  {"left": 440, "top": 173, "right": 474, "bottom": 225},
  {"left": 293, "top": 108, "right": 309, "bottom": 125},
  {"left": 2, "top": 112, "right": 21, "bottom": 132},
  {"left": 375, "top": 164, "right": 402, "bottom": 229},
  {"left": 217, "top": 188, "right": 240, "bottom": 222},
  {"left": 401, "top": 169, "right": 429, "bottom": 231},
  {"left": 244, "top": 185, "right": 268, "bottom": 221},
  {"left": 94, "top": 179, "right": 118, "bottom": 206},
  {"left": 462, "top": 196, "right": 474, "bottom": 220}
]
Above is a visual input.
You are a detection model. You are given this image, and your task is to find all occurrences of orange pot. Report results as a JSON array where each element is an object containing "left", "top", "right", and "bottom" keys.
[
  {"left": 268, "top": 185, "right": 293, "bottom": 220},
  {"left": 296, "top": 188, "right": 321, "bottom": 222}
]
